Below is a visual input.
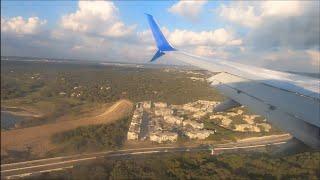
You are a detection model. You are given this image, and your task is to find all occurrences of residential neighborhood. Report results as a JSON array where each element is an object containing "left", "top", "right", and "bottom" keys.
[{"left": 127, "top": 100, "right": 273, "bottom": 143}]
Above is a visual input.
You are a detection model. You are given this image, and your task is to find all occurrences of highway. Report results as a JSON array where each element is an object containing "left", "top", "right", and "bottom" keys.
[{"left": 1, "top": 134, "right": 291, "bottom": 179}]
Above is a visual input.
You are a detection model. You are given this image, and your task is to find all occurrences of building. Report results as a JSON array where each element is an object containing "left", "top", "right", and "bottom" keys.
[
  {"left": 243, "top": 115, "right": 260, "bottom": 124},
  {"left": 183, "top": 120, "right": 204, "bottom": 129},
  {"left": 185, "top": 129, "right": 215, "bottom": 139},
  {"left": 148, "top": 117, "right": 163, "bottom": 132},
  {"left": 136, "top": 102, "right": 143, "bottom": 109},
  {"left": 236, "top": 109, "right": 244, "bottom": 115},
  {"left": 154, "top": 108, "right": 173, "bottom": 116},
  {"left": 210, "top": 114, "right": 232, "bottom": 127},
  {"left": 192, "top": 111, "right": 207, "bottom": 119},
  {"left": 234, "top": 124, "right": 261, "bottom": 132},
  {"left": 132, "top": 113, "right": 142, "bottom": 121},
  {"left": 196, "top": 100, "right": 218, "bottom": 111},
  {"left": 163, "top": 115, "right": 183, "bottom": 125},
  {"left": 221, "top": 118, "right": 232, "bottom": 127},
  {"left": 154, "top": 102, "right": 167, "bottom": 108},
  {"left": 149, "top": 131, "right": 178, "bottom": 143},
  {"left": 170, "top": 104, "right": 183, "bottom": 109},
  {"left": 142, "top": 101, "right": 152, "bottom": 109},
  {"left": 59, "top": 92, "right": 66, "bottom": 95},
  {"left": 189, "top": 77, "right": 205, "bottom": 82},
  {"left": 226, "top": 112, "right": 239, "bottom": 117},
  {"left": 182, "top": 104, "right": 199, "bottom": 112},
  {"left": 127, "top": 123, "right": 141, "bottom": 140},
  {"left": 257, "top": 123, "right": 272, "bottom": 132},
  {"left": 127, "top": 105, "right": 143, "bottom": 140},
  {"left": 127, "top": 131, "right": 139, "bottom": 140}
]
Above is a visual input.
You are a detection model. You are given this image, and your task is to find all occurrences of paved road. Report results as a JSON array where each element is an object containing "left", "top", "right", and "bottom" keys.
[{"left": 1, "top": 134, "right": 291, "bottom": 179}]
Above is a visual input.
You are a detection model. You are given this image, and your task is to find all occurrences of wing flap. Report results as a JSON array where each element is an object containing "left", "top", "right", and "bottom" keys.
[
  {"left": 208, "top": 73, "right": 320, "bottom": 127},
  {"left": 209, "top": 73, "right": 320, "bottom": 148}
]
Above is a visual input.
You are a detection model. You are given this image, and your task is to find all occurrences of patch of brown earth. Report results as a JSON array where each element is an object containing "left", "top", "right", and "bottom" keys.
[{"left": 1, "top": 99, "right": 133, "bottom": 157}]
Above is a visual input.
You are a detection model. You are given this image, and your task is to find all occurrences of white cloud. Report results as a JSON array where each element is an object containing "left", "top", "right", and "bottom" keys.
[
  {"left": 2, "top": 1, "right": 318, "bottom": 73},
  {"left": 138, "top": 27, "right": 241, "bottom": 58},
  {"left": 264, "top": 49, "right": 320, "bottom": 72},
  {"left": 60, "top": 1, "right": 135, "bottom": 37},
  {"left": 216, "top": 0, "right": 320, "bottom": 72},
  {"left": 137, "top": 27, "right": 171, "bottom": 45},
  {"left": 260, "top": 1, "right": 302, "bottom": 17},
  {"left": 1, "top": 16, "right": 46, "bottom": 35},
  {"left": 228, "top": 48, "right": 320, "bottom": 73},
  {"left": 218, "top": 1, "right": 306, "bottom": 28},
  {"left": 168, "top": 1, "right": 207, "bottom": 20},
  {"left": 219, "top": 4, "right": 261, "bottom": 28},
  {"left": 306, "top": 50, "right": 320, "bottom": 66},
  {"left": 168, "top": 28, "right": 242, "bottom": 47},
  {"left": 193, "top": 46, "right": 229, "bottom": 58},
  {"left": 102, "top": 22, "right": 136, "bottom": 37},
  {"left": 46, "top": 0, "right": 142, "bottom": 61}
]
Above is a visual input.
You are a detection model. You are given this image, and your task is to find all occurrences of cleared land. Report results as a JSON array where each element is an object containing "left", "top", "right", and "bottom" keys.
[{"left": 1, "top": 100, "right": 133, "bottom": 156}]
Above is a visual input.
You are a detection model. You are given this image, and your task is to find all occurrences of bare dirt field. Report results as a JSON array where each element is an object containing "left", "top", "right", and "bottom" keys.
[{"left": 1, "top": 99, "right": 133, "bottom": 156}]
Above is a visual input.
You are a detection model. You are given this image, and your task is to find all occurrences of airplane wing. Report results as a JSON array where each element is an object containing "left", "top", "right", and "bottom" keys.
[{"left": 145, "top": 14, "right": 320, "bottom": 149}]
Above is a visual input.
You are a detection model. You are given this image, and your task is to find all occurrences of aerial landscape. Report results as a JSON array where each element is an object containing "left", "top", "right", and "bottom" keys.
[
  {"left": 1, "top": 0, "right": 320, "bottom": 179},
  {"left": 1, "top": 57, "right": 319, "bottom": 179}
]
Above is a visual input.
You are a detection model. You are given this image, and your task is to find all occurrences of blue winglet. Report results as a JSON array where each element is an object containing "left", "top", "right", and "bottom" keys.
[
  {"left": 150, "top": 50, "right": 165, "bottom": 62},
  {"left": 145, "top": 14, "right": 175, "bottom": 62}
]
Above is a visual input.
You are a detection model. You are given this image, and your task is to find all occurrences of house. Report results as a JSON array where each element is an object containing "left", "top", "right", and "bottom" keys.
[
  {"left": 182, "top": 104, "right": 199, "bottom": 112},
  {"left": 221, "top": 118, "right": 232, "bottom": 127},
  {"left": 189, "top": 77, "right": 205, "bottom": 82},
  {"left": 154, "top": 108, "right": 173, "bottom": 116},
  {"left": 243, "top": 115, "right": 260, "bottom": 124},
  {"left": 210, "top": 114, "right": 232, "bottom": 127},
  {"left": 127, "top": 131, "right": 139, "bottom": 140},
  {"left": 257, "top": 123, "right": 272, "bottom": 132},
  {"left": 234, "top": 124, "right": 261, "bottom": 132},
  {"left": 185, "top": 129, "right": 215, "bottom": 139},
  {"left": 136, "top": 102, "right": 143, "bottom": 109},
  {"left": 149, "top": 131, "right": 178, "bottom": 143},
  {"left": 149, "top": 117, "right": 163, "bottom": 132},
  {"left": 183, "top": 120, "right": 204, "bottom": 129},
  {"left": 192, "top": 111, "right": 207, "bottom": 119},
  {"left": 142, "top": 101, "right": 152, "bottom": 109},
  {"left": 154, "top": 102, "right": 167, "bottom": 108},
  {"left": 196, "top": 100, "right": 218, "bottom": 111},
  {"left": 163, "top": 115, "right": 183, "bottom": 125},
  {"left": 127, "top": 123, "right": 141, "bottom": 140}
]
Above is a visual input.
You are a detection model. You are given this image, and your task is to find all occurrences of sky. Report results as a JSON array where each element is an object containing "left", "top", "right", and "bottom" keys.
[{"left": 1, "top": 0, "right": 319, "bottom": 73}]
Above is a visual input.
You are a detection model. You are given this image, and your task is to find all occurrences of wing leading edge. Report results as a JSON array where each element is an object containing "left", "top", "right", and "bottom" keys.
[{"left": 146, "top": 14, "right": 320, "bottom": 149}]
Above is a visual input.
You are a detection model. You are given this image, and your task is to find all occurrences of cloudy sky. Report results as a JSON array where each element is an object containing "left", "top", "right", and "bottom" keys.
[{"left": 1, "top": 0, "right": 319, "bottom": 72}]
